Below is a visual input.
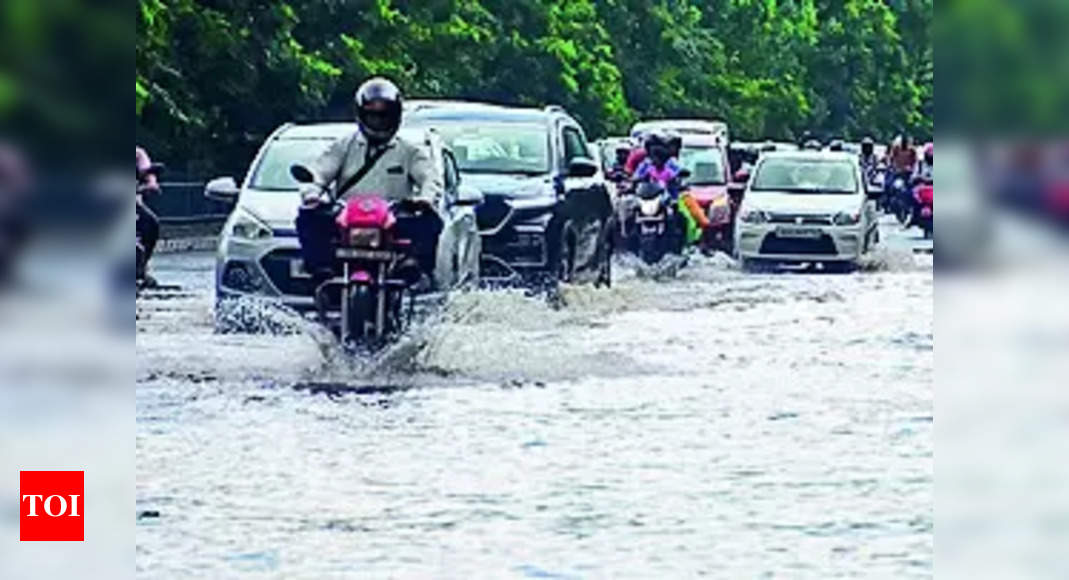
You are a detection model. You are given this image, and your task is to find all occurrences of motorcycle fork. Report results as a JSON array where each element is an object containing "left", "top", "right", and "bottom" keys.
[
  {"left": 341, "top": 262, "right": 350, "bottom": 341},
  {"left": 375, "top": 262, "right": 387, "bottom": 341}
]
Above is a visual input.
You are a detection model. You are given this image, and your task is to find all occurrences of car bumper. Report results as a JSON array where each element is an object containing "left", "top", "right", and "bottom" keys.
[
  {"left": 735, "top": 222, "right": 866, "bottom": 261},
  {"left": 215, "top": 234, "right": 316, "bottom": 311}
]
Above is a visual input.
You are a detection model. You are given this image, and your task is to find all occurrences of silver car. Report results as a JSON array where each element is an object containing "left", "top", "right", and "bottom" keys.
[
  {"left": 734, "top": 150, "right": 880, "bottom": 271},
  {"left": 207, "top": 123, "right": 482, "bottom": 320}
]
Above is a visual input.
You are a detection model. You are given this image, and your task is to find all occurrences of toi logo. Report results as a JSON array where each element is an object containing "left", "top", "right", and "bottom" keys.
[{"left": 19, "top": 471, "right": 84, "bottom": 541}]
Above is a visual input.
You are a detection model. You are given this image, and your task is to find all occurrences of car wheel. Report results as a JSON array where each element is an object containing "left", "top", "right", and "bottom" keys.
[
  {"left": 740, "top": 257, "right": 767, "bottom": 273},
  {"left": 556, "top": 220, "right": 577, "bottom": 283}
]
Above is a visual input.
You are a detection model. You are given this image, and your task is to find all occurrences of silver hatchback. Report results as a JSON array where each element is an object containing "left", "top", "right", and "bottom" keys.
[{"left": 207, "top": 123, "right": 482, "bottom": 320}]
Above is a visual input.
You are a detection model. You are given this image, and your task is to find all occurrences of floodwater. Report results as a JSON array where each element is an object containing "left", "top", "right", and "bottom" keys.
[{"left": 136, "top": 218, "right": 932, "bottom": 578}]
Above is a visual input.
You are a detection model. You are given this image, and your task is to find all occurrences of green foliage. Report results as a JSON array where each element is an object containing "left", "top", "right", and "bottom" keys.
[{"left": 136, "top": 0, "right": 932, "bottom": 173}]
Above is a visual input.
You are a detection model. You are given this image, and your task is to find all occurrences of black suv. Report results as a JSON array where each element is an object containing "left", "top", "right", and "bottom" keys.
[{"left": 405, "top": 103, "right": 613, "bottom": 285}]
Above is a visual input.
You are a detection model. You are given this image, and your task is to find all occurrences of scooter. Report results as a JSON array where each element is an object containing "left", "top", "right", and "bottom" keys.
[
  {"left": 632, "top": 181, "right": 681, "bottom": 265},
  {"left": 911, "top": 180, "right": 933, "bottom": 238},
  {"left": 291, "top": 164, "right": 435, "bottom": 348}
]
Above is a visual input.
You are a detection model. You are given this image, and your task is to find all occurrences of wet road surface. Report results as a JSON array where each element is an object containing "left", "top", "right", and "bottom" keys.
[{"left": 137, "top": 216, "right": 932, "bottom": 578}]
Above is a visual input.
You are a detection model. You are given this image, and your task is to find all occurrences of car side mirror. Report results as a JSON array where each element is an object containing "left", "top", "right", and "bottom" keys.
[
  {"left": 455, "top": 184, "right": 484, "bottom": 206},
  {"left": 567, "top": 157, "right": 598, "bottom": 178},
  {"left": 677, "top": 168, "right": 692, "bottom": 181},
  {"left": 204, "top": 176, "right": 240, "bottom": 202}
]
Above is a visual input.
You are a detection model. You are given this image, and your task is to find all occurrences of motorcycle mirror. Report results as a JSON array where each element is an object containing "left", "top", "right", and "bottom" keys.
[{"left": 290, "top": 164, "right": 315, "bottom": 184}]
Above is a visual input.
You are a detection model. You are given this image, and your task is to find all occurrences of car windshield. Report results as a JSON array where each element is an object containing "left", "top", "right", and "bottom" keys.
[
  {"left": 751, "top": 158, "right": 858, "bottom": 194},
  {"left": 430, "top": 123, "right": 550, "bottom": 174},
  {"left": 249, "top": 138, "right": 336, "bottom": 190},
  {"left": 679, "top": 146, "right": 727, "bottom": 185}
]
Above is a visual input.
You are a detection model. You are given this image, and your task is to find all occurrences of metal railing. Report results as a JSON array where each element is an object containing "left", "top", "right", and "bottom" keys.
[{"left": 146, "top": 180, "right": 234, "bottom": 224}]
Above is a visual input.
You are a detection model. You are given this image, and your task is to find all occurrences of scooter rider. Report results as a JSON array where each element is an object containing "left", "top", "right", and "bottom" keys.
[
  {"left": 296, "top": 77, "right": 443, "bottom": 286},
  {"left": 632, "top": 131, "right": 686, "bottom": 252}
]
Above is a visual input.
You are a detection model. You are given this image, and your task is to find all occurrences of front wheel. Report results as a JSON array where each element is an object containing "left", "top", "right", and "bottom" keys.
[
  {"left": 894, "top": 200, "right": 911, "bottom": 225},
  {"left": 555, "top": 220, "right": 577, "bottom": 283},
  {"left": 639, "top": 233, "right": 663, "bottom": 265},
  {"left": 347, "top": 284, "right": 374, "bottom": 341}
]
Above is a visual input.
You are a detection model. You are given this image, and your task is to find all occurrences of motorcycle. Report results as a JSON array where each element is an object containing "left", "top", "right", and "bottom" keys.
[
  {"left": 632, "top": 180, "right": 681, "bottom": 265},
  {"left": 885, "top": 173, "right": 913, "bottom": 223},
  {"left": 291, "top": 164, "right": 435, "bottom": 347},
  {"left": 911, "top": 180, "right": 933, "bottom": 238}
]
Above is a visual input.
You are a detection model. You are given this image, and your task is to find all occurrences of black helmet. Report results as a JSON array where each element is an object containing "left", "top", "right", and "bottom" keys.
[
  {"left": 861, "top": 137, "right": 875, "bottom": 156},
  {"left": 354, "top": 77, "right": 403, "bottom": 144},
  {"left": 666, "top": 132, "right": 683, "bottom": 155},
  {"left": 643, "top": 130, "right": 667, "bottom": 153},
  {"left": 644, "top": 131, "right": 670, "bottom": 163},
  {"left": 828, "top": 139, "right": 845, "bottom": 152}
]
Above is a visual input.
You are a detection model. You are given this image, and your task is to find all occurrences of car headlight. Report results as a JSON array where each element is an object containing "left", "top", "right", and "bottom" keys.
[
  {"left": 739, "top": 209, "right": 767, "bottom": 224},
  {"left": 230, "top": 208, "right": 273, "bottom": 241},
  {"left": 832, "top": 211, "right": 861, "bottom": 226}
]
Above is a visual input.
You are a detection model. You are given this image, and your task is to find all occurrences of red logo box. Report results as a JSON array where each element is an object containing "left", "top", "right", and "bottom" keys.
[{"left": 19, "top": 471, "right": 84, "bottom": 541}]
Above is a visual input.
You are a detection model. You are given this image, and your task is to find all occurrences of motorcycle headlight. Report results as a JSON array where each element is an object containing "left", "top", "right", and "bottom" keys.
[
  {"left": 348, "top": 227, "right": 382, "bottom": 248},
  {"left": 639, "top": 198, "right": 662, "bottom": 216},
  {"left": 230, "top": 208, "right": 273, "bottom": 241},
  {"left": 832, "top": 211, "right": 861, "bottom": 226},
  {"left": 739, "top": 209, "right": 767, "bottom": 224}
]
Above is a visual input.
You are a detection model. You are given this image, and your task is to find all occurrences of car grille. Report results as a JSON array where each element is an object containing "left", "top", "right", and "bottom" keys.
[
  {"left": 476, "top": 195, "right": 513, "bottom": 232},
  {"left": 767, "top": 212, "right": 833, "bottom": 225},
  {"left": 759, "top": 233, "right": 838, "bottom": 256},
  {"left": 483, "top": 230, "right": 547, "bottom": 267},
  {"left": 260, "top": 248, "right": 315, "bottom": 296}
]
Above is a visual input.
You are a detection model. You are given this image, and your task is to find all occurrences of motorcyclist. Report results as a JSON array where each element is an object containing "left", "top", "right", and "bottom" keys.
[
  {"left": 632, "top": 131, "right": 686, "bottom": 253},
  {"left": 889, "top": 134, "right": 918, "bottom": 177},
  {"left": 609, "top": 145, "right": 632, "bottom": 181},
  {"left": 914, "top": 142, "right": 933, "bottom": 183},
  {"left": 884, "top": 135, "right": 918, "bottom": 206},
  {"left": 295, "top": 77, "right": 443, "bottom": 287},
  {"left": 859, "top": 137, "right": 880, "bottom": 183},
  {"left": 623, "top": 134, "right": 648, "bottom": 176},
  {"left": 136, "top": 146, "right": 163, "bottom": 288},
  {"left": 632, "top": 131, "right": 683, "bottom": 194}
]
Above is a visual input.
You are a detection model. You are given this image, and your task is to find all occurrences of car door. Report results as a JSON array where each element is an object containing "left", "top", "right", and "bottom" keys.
[
  {"left": 557, "top": 122, "right": 612, "bottom": 278},
  {"left": 436, "top": 148, "right": 480, "bottom": 287}
]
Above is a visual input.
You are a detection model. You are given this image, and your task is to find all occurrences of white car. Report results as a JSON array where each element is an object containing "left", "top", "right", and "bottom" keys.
[
  {"left": 630, "top": 119, "right": 729, "bottom": 142},
  {"left": 206, "top": 123, "right": 482, "bottom": 322},
  {"left": 734, "top": 150, "right": 880, "bottom": 271}
]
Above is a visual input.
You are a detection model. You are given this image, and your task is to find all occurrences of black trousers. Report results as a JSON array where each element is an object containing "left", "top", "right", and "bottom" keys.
[
  {"left": 136, "top": 200, "right": 160, "bottom": 278},
  {"left": 295, "top": 204, "right": 442, "bottom": 281}
]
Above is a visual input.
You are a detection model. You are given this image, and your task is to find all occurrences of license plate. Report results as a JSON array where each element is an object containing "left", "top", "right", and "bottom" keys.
[
  {"left": 336, "top": 247, "right": 394, "bottom": 261},
  {"left": 776, "top": 226, "right": 822, "bottom": 239},
  {"left": 290, "top": 259, "right": 309, "bottom": 278}
]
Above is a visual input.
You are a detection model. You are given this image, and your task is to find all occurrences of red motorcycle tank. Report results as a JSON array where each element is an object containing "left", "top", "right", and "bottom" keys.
[{"left": 336, "top": 196, "right": 396, "bottom": 230}]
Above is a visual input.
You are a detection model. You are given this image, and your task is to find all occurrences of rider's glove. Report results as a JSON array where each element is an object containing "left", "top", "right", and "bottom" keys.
[{"left": 300, "top": 183, "right": 323, "bottom": 208}]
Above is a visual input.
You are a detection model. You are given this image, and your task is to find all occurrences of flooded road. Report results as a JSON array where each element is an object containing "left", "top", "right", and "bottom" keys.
[{"left": 136, "top": 218, "right": 932, "bottom": 578}]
